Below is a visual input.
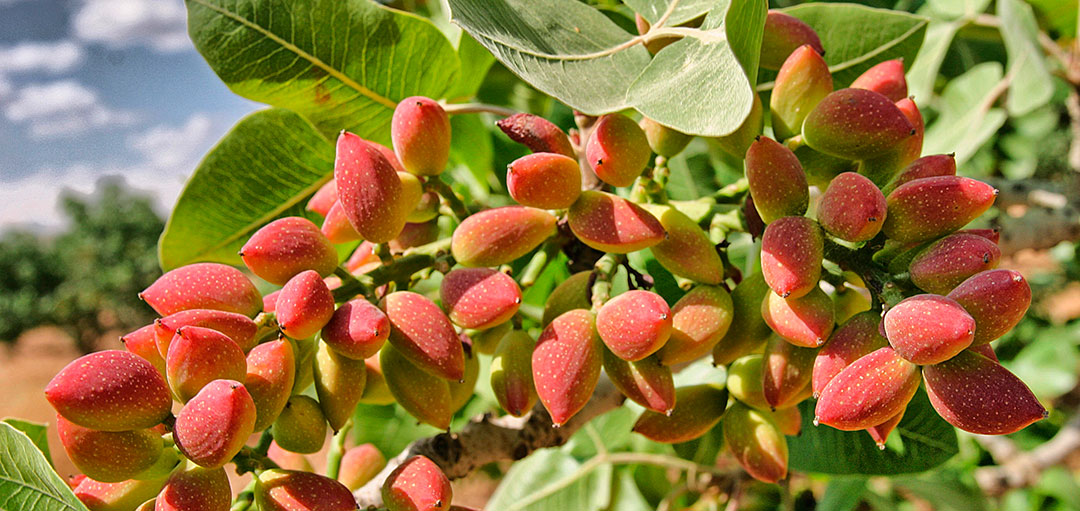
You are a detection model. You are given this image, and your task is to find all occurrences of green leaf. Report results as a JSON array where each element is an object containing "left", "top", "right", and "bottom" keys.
[
  {"left": 566, "top": 408, "right": 636, "bottom": 459},
  {"left": 448, "top": 0, "right": 651, "bottom": 114},
  {"left": 350, "top": 403, "right": 443, "bottom": 456},
  {"left": 894, "top": 470, "right": 990, "bottom": 511},
  {"left": 186, "top": 0, "right": 459, "bottom": 142},
  {"left": 788, "top": 390, "right": 958, "bottom": 475},
  {"left": 605, "top": 467, "right": 654, "bottom": 511},
  {"left": 780, "top": 3, "right": 929, "bottom": 87},
  {"left": 922, "top": 62, "right": 1007, "bottom": 164},
  {"left": 665, "top": 148, "right": 722, "bottom": 200},
  {"left": 446, "top": 33, "right": 498, "bottom": 101},
  {"left": 623, "top": 0, "right": 716, "bottom": 26},
  {"left": 906, "top": 20, "right": 961, "bottom": 103},
  {"left": 627, "top": 0, "right": 766, "bottom": 136},
  {"left": 1027, "top": 0, "right": 1077, "bottom": 38},
  {"left": 448, "top": 113, "right": 496, "bottom": 200},
  {"left": 0, "top": 421, "right": 89, "bottom": 511},
  {"left": 2, "top": 419, "right": 51, "bottom": 467},
  {"left": 1005, "top": 325, "right": 1080, "bottom": 400},
  {"left": 487, "top": 449, "right": 614, "bottom": 511},
  {"left": 626, "top": 251, "right": 686, "bottom": 305},
  {"left": 998, "top": 0, "right": 1055, "bottom": 116},
  {"left": 924, "top": 0, "right": 991, "bottom": 20},
  {"left": 159, "top": 109, "right": 335, "bottom": 270},
  {"left": 819, "top": 477, "right": 867, "bottom": 511}
]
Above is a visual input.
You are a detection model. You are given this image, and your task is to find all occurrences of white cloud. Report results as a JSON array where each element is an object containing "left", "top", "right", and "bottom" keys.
[
  {"left": 73, "top": 0, "right": 191, "bottom": 53},
  {"left": 0, "top": 41, "right": 84, "bottom": 75},
  {"left": 128, "top": 113, "right": 214, "bottom": 172},
  {"left": 0, "top": 112, "right": 223, "bottom": 229},
  {"left": 0, "top": 76, "right": 11, "bottom": 100},
  {"left": 3, "top": 80, "right": 137, "bottom": 138}
]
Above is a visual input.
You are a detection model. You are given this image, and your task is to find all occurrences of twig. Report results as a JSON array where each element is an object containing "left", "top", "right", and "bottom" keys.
[
  {"left": 441, "top": 102, "right": 518, "bottom": 117},
  {"left": 974, "top": 413, "right": 1080, "bottom": 495},
  {"left": 353, "top": 377, "right": 626, "bottom": 507}
]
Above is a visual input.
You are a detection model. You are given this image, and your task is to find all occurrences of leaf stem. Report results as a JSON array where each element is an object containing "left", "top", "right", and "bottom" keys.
[
  {"left": 427, "top": 178, "right": 470, "bottom": 222},
  {"left": 653, "top": 0, "right": 683, "bottom": 29}
]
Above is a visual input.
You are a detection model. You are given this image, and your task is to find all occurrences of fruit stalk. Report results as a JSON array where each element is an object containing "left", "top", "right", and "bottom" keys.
[
  {"left": 590, "top": 253, "right": 624, "bottom": 311},
  {"left": 325, "top": 419, "right": 354, "bottom": 480},
  {"left": 426, "top": 177, "right": 470, "bottom": 221}
]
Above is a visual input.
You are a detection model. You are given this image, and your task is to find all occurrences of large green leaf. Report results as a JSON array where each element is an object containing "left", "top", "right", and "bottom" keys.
[
  {"left": 780, "top": 4, "right": 929, "bottom": 88},
  {"left": 924, "top": 0, "right": 991, "bottom": 20},
  {"left": 159, "top": 109, "right": 335, "bottom": 270},
  {"left": 998, "top": 0, "right": 1054, "bottom": 116},
  {"left": 486, "top": 449, "right": 613, "bottom": 511},
  {"left": 2, "top": 419, "right": 50, "bottom": 467},
  {"left": 0, "top": 421, "right": 89, "bottom": 511},
  {"left": 627, "top": 0, "right": 766, "bottom": 136},
  {"left": 448, "top": 0, "right": 651, "bottom": 114},
  {"left": 819, "top": 477, "right": 868, "bottom": 511},
  {"left": 623, "top": 0, "right": 717, "bottom": 25},
  {"left": 350, "top": 403, "right": 443, "bottom": 456},
  {"left": 906, "top": 20, "right": 961, "bottom": 103},
  {"left": 450, "top": 0, "right": 763, "bottom": 135},
  {"left": 922, "top": 62, "right": 1007, "bottom": 164},
  {"left": 788, "top": 390, "right": 958, "bottom": 475},
  {"left": 186, "top": 0, "right": 459, "bottom": 142},
  {"left": 450, "top": 0, "right": 762, "bottom": 135},
  {"left": 446, "top": 33, "right": 498, "bottom": 101}
]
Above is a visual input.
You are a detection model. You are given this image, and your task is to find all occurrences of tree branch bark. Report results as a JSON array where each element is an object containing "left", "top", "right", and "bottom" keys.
[
  {"left": 353, "top": 377, "right": 626, "bottom": 508},
  {"left": 974, "top": 413, "right": 1080, "bottom": 495}
]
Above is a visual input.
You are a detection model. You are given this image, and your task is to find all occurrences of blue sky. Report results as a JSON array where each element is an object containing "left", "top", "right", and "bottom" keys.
[{"left": 0, "top": 0, "right": 262, "bottom": 230}]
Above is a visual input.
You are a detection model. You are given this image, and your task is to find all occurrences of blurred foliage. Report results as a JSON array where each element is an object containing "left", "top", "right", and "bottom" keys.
[{"left": 0, "top": 178, "right": 163, "bottom": 351}]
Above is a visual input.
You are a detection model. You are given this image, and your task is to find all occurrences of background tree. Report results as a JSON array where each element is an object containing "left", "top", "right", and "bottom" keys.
[{"left": 0, "top": 178, "right": 163, "bottom": 351}]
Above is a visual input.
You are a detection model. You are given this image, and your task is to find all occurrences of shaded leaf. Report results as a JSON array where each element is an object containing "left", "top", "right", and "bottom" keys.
[
  {"left": 998, "top": 0, "right": 1055, "bottom": 116},
  {"left": 906, "top": 20, "right": 961, "bottom": 103},
  {"left": 447, "top": 33, "right": 498, "bottom": 100},
  {"left": 350, "top": 403, "right": 443, "bottom": 456},
  {"left": 1005, "top": 324, "right": 1080, "bottom": 400},
  {"left": 789, "top": 390, "right": 958, "bottom": 475},
  {"left": 819, "top": 477, "right": 867, "bottom": 511},
  {"left": 448, "top": 113, "right": 496, "bottom": 200},
  {"left": 922, "top": 62, "right": 1007, "bottom": 164},
  {"left": 894, "top": 470, "right": 990, "bottom": 511}
]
